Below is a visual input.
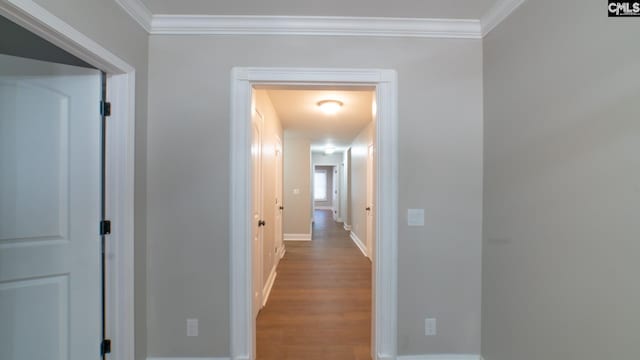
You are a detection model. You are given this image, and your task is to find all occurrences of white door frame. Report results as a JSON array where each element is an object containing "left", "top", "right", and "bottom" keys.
[
  {"left": 230, "top": 67, "right": 398, "bottom": 360},
  {"left": 0, "top": 1, "right": 136, "bottom": 359}
]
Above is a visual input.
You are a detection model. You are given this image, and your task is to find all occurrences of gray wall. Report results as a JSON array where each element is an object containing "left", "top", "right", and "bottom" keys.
[
  {"left": 147, "top": 34, "right": 483, "bottom": 357},
  {"left": 282, "top": 136, "right": 312, "bottom": 236},
  {"left": 28, "top": 1, "right": 149, "bottom": 359},
  {"left": 482, "top": 1, "right": 640, "bottom": 360}
]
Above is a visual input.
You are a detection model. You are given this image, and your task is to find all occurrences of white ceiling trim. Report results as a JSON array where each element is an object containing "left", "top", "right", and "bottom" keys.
[
  {"left": 150, "top": 15, "right": 482, "bottom": 39},
  {"left": 115, "top": 0, "right": 526, "bottom": 39},
  {"left": 480, "top": 0, "right": 527, "bottom": 36},
  {"left": 114, "top": 0, "right": 152, "bottom": 32}
]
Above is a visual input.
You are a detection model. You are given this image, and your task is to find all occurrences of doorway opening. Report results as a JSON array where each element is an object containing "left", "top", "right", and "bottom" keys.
[
  {"left": 253, "top": 86, "right": 376, "bottom": 359},
  {"left": 230, "top": 68, "right": 398, "bottom": 360}
]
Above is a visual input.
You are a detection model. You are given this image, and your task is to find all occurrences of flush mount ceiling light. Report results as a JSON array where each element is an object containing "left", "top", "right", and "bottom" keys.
[
  {"left": 324, "top": 146, "right": 336, "bottom": 155},
  {"left": 317, "top": 99, "right": 343, "bottom": 115}
]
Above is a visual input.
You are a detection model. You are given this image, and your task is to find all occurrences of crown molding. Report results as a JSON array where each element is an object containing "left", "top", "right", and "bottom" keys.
[
  {"left": 114, "top": 0, "right": 152, "bottom": 32},
  {"left": 114, "top": 0, "right": 525, "bottom": 39},
  {"left": 480, "top": 0, "right": 527, "bottom": 36},
  {"left": 150, "top": 15, "right": 482, "bottom": 39}
]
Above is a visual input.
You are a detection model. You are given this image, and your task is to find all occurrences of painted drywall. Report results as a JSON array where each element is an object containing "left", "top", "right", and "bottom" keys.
[
  {"left": 253, "top": 89, "right": 284, "bottom": 291},
  {"left": 28, "top": 1, "right": 149, "bottom": 359},
  {"left": 482, "top": 1, "right": 640, "bottom": 360},
  {"left": 349, "top": 122, "right": 374, "bottom": 245},
  {"left": 313, "top": 165, "right": 334, "bottom": 208},
  {"left": 282, "top": 136, "right": 312, "bottom": 236},
  {"left": 147, "top": 35, "right": 483, "bottom": 357}
]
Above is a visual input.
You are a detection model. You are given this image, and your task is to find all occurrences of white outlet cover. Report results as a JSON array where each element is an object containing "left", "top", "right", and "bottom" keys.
[{"left": 408, "top": 209, "right": 425, "bottom": 226}]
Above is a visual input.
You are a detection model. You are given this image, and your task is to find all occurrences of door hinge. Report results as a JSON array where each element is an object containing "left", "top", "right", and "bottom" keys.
[
  {"left": 101, "top": 339, "right": 112, "bottom": 355},
  {"left": 100, "top": 220, "right": 111, "bottom": 235},
  {"left": 100, "top": 101, "right": 111, "bottom": 117}
]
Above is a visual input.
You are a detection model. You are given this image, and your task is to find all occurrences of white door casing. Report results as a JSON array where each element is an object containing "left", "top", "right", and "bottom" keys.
[
  {"left": 0, "top": 2, "right": 136, "bottom": 359},
  {"left": 0, "top": 54, "right": 102, "bottom": 360},
  {"left": 230, "top": 67, "right": 398, "bottom": 360}
]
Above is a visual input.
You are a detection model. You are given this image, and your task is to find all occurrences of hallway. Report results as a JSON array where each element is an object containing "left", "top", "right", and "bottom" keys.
[{"left": 257, "top": 209, "right": 372, "bottom": 360}]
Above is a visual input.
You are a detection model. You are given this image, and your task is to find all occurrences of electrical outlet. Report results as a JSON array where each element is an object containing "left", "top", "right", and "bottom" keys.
[
  {"left": 425, "top": 318, "right": 437, "bottom": 336},
  {"left": 187, "top": 318, "right": 198, "bottom": 337}
]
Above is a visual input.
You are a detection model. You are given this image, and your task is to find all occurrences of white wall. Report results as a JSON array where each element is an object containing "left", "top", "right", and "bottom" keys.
[
  {"left": 482, "top": 1, "right": 640, "bottom": 360},
  {"left": 147, "top": 34, "right": 483, "bottom": 357}
]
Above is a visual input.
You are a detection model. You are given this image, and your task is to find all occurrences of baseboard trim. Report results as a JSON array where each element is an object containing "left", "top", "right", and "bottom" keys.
[
  {"left": 343, "top": 223, "right": 352, "bottom": 231},
  {"left": 397, "top": 355, "right": 483, "bottom": 360},
  {"left": 284, "top": 233, "right": 311, "bottom": 241},
  {"left": 278, "top": 246, "right": 286, "bottom": 259},
  {"left": 147, "top": 357, "right": 230, "bottom": 360},
  {"left": 262, "top": 266, "right": 277, "bottom": 307},
  {"left": 350, "top": 231, "right": 368, "bottom": 257},
  {"left": 314, "top": 205, "right": 333, "bottom": 210}
]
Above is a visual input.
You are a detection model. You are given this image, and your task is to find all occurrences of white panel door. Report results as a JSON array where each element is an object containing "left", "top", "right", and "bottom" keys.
[
  {"left": 251, "top": 107, "right": 264, "bottom": 324},
  {"left": 274, "top": 138, "right": 283, "bottom": 256},
  {"left": 0, "top": 54, "right": 102, "bottom": 360},
  {"left": 366, "top": 144, "right": 375, "bottom": 258}
]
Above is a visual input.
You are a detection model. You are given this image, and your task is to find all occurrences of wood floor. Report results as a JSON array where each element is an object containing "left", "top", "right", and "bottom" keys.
[{"left": 257, "top": 210, "right": 372, "bottom": 360}]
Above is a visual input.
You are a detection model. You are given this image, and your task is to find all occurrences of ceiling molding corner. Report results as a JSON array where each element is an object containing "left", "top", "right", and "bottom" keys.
[
  {"left": 114, "top": 0, "right": 152, "bottom": 32},
  {"left": 481, "top": 0, "right": 527, "bottom": 37},
  {"left": 149, "top": 15, "right": 482, "bottom": 39}
]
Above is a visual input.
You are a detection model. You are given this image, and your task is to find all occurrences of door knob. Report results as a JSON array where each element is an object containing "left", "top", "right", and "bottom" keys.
[
  {"left": 279, "top": 206, "right": 284, "bottom": 210},
  {"left": 258, "top": 220, "right": 266, "bottom": 227},
  {"left": 365, "top": 207, "right": 371, "bottom": 211}
]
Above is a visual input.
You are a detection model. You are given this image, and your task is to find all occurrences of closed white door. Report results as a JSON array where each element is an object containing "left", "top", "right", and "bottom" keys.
[
  {"left": 274, "top": 138, "right": 283, "bottom": 256},
  {"left": 366, "top": 144, "right": 375, "bottom": 258},
  {"left": 0, "top": 54, "right": 102, "bottom": 360},
  {"left": 332, "top": 167, "right": 338, "bottom": 221},
  {"left": 251, "top": 108, "right": 264, "bottom": 320}
]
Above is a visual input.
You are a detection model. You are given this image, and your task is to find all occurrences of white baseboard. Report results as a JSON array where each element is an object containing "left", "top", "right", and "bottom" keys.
[
  {"left": 397, "top": 355, "right": 483, "bottom": 360},
  {"left": 350, "top": 231, "right": 368, "bottom": 258},
  {"left": 148, "top": 357, "right": 230, "bottom": 360},
  {"left": 278, "top": 245, "right": 286, "bottom": 259},
  {"left": 284, "top": 233, "right": 311, "bottom": 241},
  {"left": 343, "top": 223, "right": 352, "bottom": 231},
  {"left": 314, "top": 205, "right": 333, "bottom": 210},
  {"left": 262, "top": 265, "right": 277, "bottom": 307}
]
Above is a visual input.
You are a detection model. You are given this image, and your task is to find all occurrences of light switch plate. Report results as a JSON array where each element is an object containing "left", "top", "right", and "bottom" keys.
[
  {"left": 408, "top": 209, "right": 425, "bottom": 226},
  {"left": 187, "top": 318, "right": 198, "bottom": 337}
]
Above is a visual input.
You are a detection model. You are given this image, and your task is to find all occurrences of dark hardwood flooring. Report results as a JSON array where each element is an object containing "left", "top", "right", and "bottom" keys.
[{"left": 257, "top": 209, "right": 372, "bottom": 360}]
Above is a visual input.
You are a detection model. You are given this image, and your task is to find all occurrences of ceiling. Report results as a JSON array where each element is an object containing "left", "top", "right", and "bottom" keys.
[
  {"left": 139, "top": 0, "right": 498, "bottom": 19},
  {"left": 264, "top": 88, "right": 374, "bottom": 152}
]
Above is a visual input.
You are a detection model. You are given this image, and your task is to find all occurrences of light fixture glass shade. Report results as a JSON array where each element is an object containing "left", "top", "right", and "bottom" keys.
[{"left": 317, "top": 100, "right": 343, "bottom": 115}]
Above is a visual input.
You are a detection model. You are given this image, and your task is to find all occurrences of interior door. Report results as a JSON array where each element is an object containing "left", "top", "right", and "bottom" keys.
[
  {"left": 0, "top": 54, "right": 102, "bottom": 359},
  {"left": 332, "top": 167, "right": 339, "bottom": 221},
  {"left": 366, "top": 144, "right": 375, "bottom": 258},
  {"left": 274, "top": 138, "right": 283, "bottom": 257},
  {"left": 251, "top": 107, "right": 264, "bottom": 324}
]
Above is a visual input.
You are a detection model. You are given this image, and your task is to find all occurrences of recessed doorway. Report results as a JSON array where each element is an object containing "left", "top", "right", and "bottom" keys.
[{"left": 230, "top": 67, "right": 398, "bottom": 360}]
